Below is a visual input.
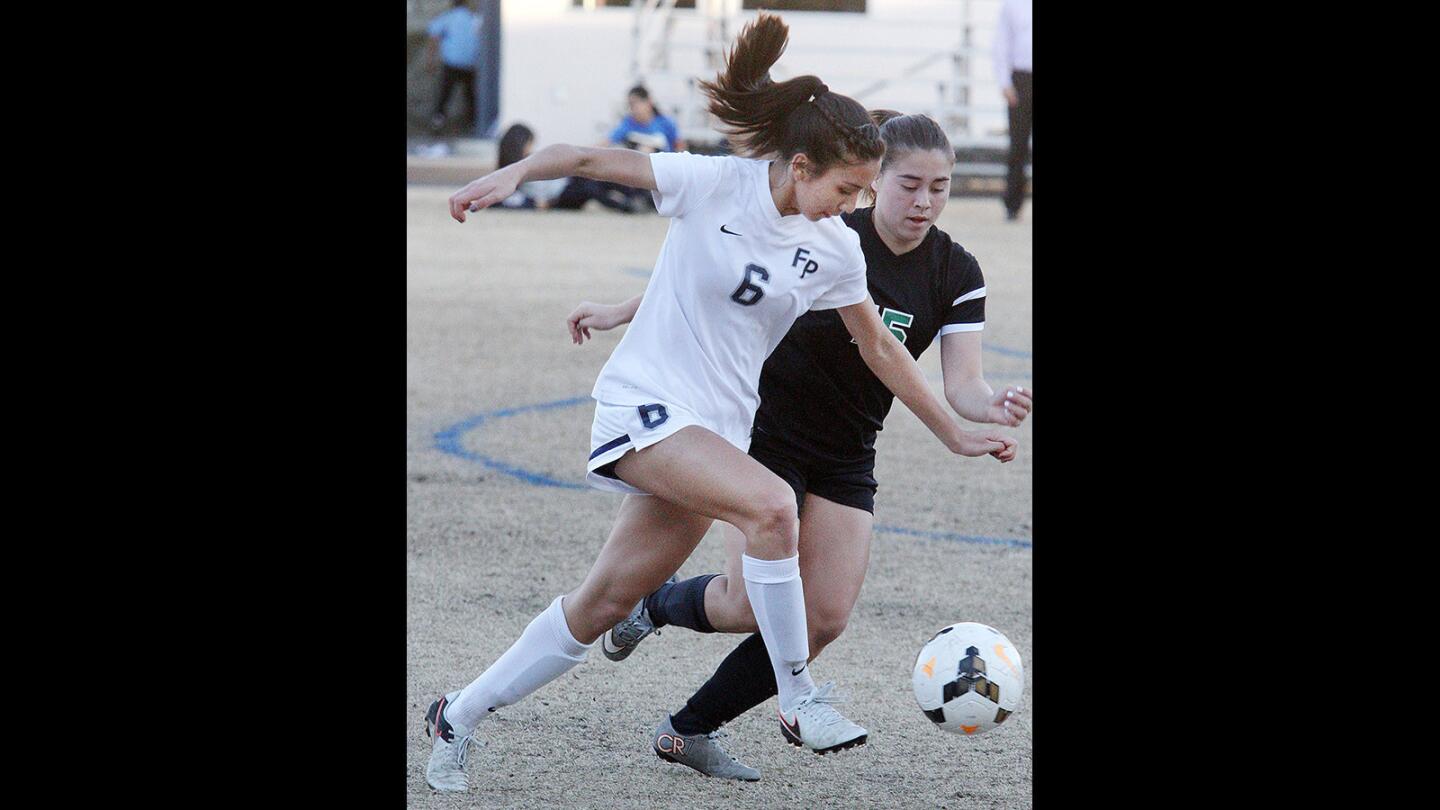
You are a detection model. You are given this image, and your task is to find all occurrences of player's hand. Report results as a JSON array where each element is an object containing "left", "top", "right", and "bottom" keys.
[
  {"left": 1003, "top": 87, "right": 1019, "bottom": 107},
  {"left": 567, "top": 302, "right": 624, "bottom": 344},
  {"left": 986, "top": 385, "right": 1032, "bottom": 427},
  {"left": 449, "top": 167, "right": 521, "bottom": 222},
  {"left": 951, "top": 429, "right": 1018, "bottom": 462}
]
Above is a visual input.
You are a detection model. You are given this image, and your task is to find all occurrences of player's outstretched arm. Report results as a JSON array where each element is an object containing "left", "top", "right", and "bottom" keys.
[
  {"left": 839, "top": 298, "right": 1017, "bottom": 462},
  {"left": 449, "top": 145, "right": 658, "bottom": 222},
  {"left": 566, "top": 294, "right": 643, "bottom": 344},
  {"left": 939, "top": 332, "right": 1032, "bottom": 427}
]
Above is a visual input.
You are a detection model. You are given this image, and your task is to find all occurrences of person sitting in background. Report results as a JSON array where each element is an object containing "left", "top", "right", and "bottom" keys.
[
  {"left": 597, "top": 86, "right": 688, "bottom": 211},
  {"left": 494, "top": 123, "right": 640, "bottom": 213},
  {"left": 608, "top": 85, "right": 688, "bottom": 154}
]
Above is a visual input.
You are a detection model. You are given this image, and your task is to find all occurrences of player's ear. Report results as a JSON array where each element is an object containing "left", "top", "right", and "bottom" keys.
[{"left": 791, "top": 153, "right": 811, "bottom": 182}]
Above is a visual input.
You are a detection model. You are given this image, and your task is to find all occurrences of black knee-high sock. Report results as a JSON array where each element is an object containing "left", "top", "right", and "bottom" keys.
[
  {"left": 644, "top": 574, "right": 718, "bottom": 632},
  {"left": 670, "top": 632, "right": 777, "bottom": 736}
]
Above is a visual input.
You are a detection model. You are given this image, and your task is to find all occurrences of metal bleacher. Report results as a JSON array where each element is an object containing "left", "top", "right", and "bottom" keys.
[
  {"left": 407, "top": 1, "right": 1029, "bottom": 197},
  {"left": 624, "top": 0, "right": 1028, "bottom": 198}
]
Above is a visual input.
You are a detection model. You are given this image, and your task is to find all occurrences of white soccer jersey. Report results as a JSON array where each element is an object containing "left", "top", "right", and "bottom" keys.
[{"left": 591, "top": 151, "right": 870, "bottom": 448}]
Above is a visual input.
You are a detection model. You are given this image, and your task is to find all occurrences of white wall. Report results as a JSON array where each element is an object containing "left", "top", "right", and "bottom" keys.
[{"left": 495, "top": 0, "right": 1011, "bottom": 150}]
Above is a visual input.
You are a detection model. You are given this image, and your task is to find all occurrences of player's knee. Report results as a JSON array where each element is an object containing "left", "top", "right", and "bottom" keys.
[{"left": 744, "top": 489, "right": 798, "bottom": 555}]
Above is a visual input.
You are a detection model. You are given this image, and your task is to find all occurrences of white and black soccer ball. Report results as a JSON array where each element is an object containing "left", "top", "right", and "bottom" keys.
[{"left": 912, "top": 622, "right": 1024, "bottom": 735}]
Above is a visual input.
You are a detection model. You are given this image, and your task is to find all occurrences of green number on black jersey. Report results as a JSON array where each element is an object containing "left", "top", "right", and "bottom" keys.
[{"left": 880, "top": 308, "right": 915, "bottom": 344}]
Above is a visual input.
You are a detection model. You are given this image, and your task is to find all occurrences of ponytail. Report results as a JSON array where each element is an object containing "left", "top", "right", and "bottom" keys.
[
  {"left": 870, "top": 109, "right": 903, "bottom": 129},
  {"left": 700, "top": 13, "right": 883, "bottom": 170}
]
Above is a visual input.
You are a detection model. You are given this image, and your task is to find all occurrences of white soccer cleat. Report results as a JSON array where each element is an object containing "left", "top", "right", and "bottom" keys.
[
  {"left": 424, "top": 691, "right": 479, "bottom": 792},
  {"left": 777, "top": 681, "right": 868, "bottom": 755}
]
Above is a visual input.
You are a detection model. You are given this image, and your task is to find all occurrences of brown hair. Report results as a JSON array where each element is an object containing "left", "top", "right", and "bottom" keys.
[
  {"left": 870, "top": 109, "right": 954, "bottom": 171},
  {"left": 700, "top": 13, "right": 883, "bottom": 172},
  {"left": 861, "top": 109, "right": 955, "bottom": 204}
]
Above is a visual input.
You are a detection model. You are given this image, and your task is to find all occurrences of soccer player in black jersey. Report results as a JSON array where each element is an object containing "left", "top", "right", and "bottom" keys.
[{"left": 565, "top": 111, "right": 1031, "bottom": 780}]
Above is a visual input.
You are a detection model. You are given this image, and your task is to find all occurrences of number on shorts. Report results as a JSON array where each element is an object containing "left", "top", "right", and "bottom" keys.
[{"left": 638, "top": 403, "right": 669, "bottom": 429}]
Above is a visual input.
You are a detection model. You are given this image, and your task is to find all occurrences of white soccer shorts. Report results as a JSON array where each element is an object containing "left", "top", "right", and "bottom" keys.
[{"left": 585, "top": 400, "right": 751, "bottom": 495}]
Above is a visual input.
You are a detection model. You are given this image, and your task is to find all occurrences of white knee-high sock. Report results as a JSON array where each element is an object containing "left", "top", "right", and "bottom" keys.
[
  {"left": 742, "top": 554, "right": 815, "bottom": 713},
  {"left": 445, "top": 595, "right": 591, "bottom": 731}
]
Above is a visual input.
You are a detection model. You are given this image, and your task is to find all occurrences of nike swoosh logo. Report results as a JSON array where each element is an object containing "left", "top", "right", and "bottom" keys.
[
  {"left": 720, "top": 224, "right": 742, "bottom": 236},
  {"left": 791, "top": 665, "right": 807, "bottom": 676},
  {"left": 778, "top": 709, "right": 801, "bottom": 740}
]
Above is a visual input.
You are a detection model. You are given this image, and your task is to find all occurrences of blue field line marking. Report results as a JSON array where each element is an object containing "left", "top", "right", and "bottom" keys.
[
  {"left": 434, "top": 396, "right": 591, "bottom": 490},
  {"left": 434, "top": 395, "right": 1032, "bottom": 550},
  {"left": 982, "top": 343, "right": 1031, "bottom": 359},
  {"left": 873, "top": 524, "right": 1031, "bottom": 550}
]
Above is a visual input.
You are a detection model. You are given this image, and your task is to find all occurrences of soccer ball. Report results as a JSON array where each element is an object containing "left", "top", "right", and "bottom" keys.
[{"left": 912, "top": 622, "right": 1024, "bottom": 735}]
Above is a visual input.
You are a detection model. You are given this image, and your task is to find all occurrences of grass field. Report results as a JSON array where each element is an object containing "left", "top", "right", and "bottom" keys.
[{"left": 407, "top": 187, "right": 1033, "bottom": 808}]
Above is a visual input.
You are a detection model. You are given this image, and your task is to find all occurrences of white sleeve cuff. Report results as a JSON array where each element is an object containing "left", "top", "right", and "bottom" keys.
[{"left": 938, "top": 322, "right": 985, "bottom": 335}]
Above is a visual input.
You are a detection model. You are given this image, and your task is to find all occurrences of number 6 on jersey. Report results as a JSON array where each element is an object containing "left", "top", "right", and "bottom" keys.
[{"left": 730, "top": 263, "right": 770, "bottom": 306}]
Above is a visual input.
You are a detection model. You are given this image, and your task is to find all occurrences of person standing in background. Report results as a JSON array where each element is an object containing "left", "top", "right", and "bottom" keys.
[
  {"left": 426, "top": 1, "right": 484, "bottom": 134},
  {"left": 991, "top": 0, "right": 1032, "bottom": 221}
]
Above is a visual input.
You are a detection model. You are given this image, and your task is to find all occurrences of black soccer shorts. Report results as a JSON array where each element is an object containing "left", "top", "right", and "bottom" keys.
[{"left": 747, "top": 426, "right": 879, "bottom": 515}]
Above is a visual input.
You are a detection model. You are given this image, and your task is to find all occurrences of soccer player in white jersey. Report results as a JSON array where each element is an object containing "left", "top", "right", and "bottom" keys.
[
  {"left": 423, "top": 14, "right": 1017, "bottom": 793},
  {"left": 572, "top": 112, "right": 1032, "bottom": 780}
]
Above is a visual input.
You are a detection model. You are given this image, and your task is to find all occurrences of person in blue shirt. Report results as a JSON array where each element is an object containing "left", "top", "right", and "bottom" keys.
[
  {"left": 600, "top": 85, "right": 688, "bottom": 210},
  {"left": 607, "top": 85, "right": 688, "bottom": 154},
  {"left": 426, "top": 1, "right": 484, "bottom": 133}
]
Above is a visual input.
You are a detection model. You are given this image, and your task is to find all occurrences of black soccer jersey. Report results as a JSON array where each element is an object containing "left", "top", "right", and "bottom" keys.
[{"left": 751, "top": 206, "right": 986, "bottom": 463}]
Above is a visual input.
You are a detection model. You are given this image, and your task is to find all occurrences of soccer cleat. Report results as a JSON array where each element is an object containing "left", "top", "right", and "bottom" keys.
[
  {"left": 777, "top": 681, "right": 868, "bottom": 755},
  {"left": 652, "top": 715, "right": 761, "bottom": 781},
  {"left": 424, "top": 691, "right": 479, "bottom": 792},
  {"left": 601, "top": 574, "right": 678, "bottom": 662}
]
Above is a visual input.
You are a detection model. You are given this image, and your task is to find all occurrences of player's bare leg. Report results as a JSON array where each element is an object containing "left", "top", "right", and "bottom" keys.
[
  {"left": 702, "top": 493, "right": 872, "bottom": 659},
  {"left": 426, "top": 494, "right": 710, "bottom": 792},
  {"left": 566, "top": 494, "right": 714, "bottom": 641},
  {"left": 644, "top": 494, "right": 873, "bottom": 766},
  {"left": 795, "top": 494, "right": 874, "bottom": 657},
  {"left": 615, "top": 427, "right": 866, "bottom": 752}
]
